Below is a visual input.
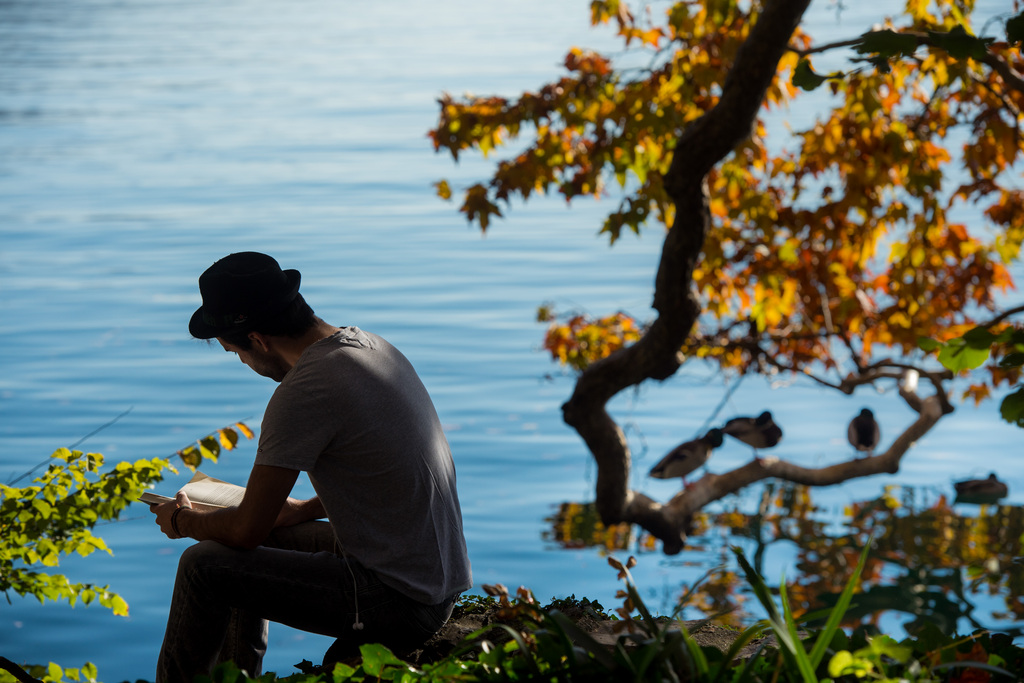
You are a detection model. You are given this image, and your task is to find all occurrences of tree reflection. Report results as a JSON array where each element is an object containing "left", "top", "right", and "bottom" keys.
[{"left": 544, "top": 484, "right": 1024, "bottom": 637}]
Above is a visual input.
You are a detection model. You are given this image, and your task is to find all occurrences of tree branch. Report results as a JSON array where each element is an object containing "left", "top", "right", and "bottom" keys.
[
  {"left": 562, "top": 0, "right": 814, "bottom": 528},
  {"left": 982, "top": 53, "right": 1024, "bottom": 97},
  {"left": 791, "top": 30, "right": 1024, "bottom": 97},
  {"left": 650, "top": 391, "right": 949, "bottom": 553},
  {"left": 983, "top": 302, "right": 1024, "bottom": 327},
  {"left": 0, "top": 659, "right": 43, "bottom": 683}
]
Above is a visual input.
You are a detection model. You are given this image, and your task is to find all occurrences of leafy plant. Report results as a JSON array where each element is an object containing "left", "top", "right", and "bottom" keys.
[
  {"left": 0, "top": 659, "right": 99, "bottom": 683},
  {"left": 732, "top": 540, "right": 1018, "bottom": 682},
  {"left": 0, "top": 421, "right": 253, "bottom": 683},
  {"left": 40, "top": 540, "right": 1013, "bottom": 683},
  {"left": 0, "top": 448, "right": 168, "bottom": 615}
]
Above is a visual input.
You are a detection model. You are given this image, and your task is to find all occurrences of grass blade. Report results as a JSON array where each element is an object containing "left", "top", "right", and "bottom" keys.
[
  {"left": 807, "top": 542, "right": 870, "bottom": 668},
  {"left": 732, "top": 546, "right": 782, "bottom": 625},
  {"left": 547, "top": 610, "right": 620, "bottom": 671},
  {"left": 711, "top": 624, "right": 769, "bottom": 683},
  {"left": 679, "top": 626, "right": 711, "bottom": 678},
  {"left": 779, "top": 579, "right": 818, "bottom": 683},
  {"left": 488, "top": 623, "right": 543, "bottom": 677}
]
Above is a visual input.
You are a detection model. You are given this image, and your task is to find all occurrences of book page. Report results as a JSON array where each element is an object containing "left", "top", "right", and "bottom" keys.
[
  {"left": 180, "top": 471, "right": 246, "bottom": 508},
  {"left": 138, "top": 471, "right": 245, "bottom": 509},
  {"left": 139, "top": 491, "right": 174, "bottom": 506}
]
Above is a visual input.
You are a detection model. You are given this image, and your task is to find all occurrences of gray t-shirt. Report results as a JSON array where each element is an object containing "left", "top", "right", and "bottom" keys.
[{"left": 255, "top": 327, "right": 472, "bottom": 605}]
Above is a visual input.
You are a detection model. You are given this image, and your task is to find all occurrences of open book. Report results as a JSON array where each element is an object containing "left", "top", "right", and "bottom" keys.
[{"left": 139, "top": 471, "right": 245, "bottom": 511}]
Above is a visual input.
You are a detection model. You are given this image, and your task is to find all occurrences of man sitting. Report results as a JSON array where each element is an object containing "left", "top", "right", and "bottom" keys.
[{"left": 151, "top": 251, "right": 472, "bottom": 682}]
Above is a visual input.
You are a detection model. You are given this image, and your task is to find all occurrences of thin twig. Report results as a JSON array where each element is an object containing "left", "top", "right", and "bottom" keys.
[
  {"left": 69, "top": 406, "right": 134, "bottom": 450},
  {"left": 788, "top": 37, "right": 862, "bottom": 57},
  {"left": 982, "top": 302, "right": 1024, "bottom": 327},
  {"left": 695, "top": 374, "right": 746, "bottom": 437},
  {"left": 8, "top": 407, "right": 134, "bottom": 486}
]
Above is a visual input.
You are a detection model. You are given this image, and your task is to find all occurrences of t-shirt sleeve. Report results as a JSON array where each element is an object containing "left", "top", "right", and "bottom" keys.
[{"left": 255, "top": 367, "right": 338, "bottom": 471}]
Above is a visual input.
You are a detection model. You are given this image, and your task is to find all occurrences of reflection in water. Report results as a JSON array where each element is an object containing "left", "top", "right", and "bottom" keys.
[{"left": 544, "top": 483, "right": 1024, "bottom": 638}]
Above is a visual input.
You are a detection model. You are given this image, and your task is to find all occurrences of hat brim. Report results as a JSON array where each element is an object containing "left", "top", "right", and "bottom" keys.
[{"left": 188, "top": 269, "right": 301, "bottom": 340}]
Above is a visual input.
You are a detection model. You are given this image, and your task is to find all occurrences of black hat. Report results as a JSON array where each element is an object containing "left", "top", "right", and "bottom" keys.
[{"left": 189, "top": 252, "right": 301, "bottom": 339}]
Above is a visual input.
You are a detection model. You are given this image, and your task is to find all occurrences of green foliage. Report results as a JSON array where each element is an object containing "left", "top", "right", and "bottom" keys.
[
  {"left": 2, "top": 422, "right": 254, "bottom": 682},
  {"left": 920, "top": 323, "right": 1024, "bottom": 427},
  {"left": 0, "top": 422, "right": 255, "bottom": 616},
  {"left": 157, "top": 543, "right": 1022, "bottom": 683},
  {"left": 795, "top": 24, "right": 998, "bottom": 91},
  {"left": 0, "top": 448, "right": 170, "bottom": 615},
  {"left": 732, "top": 541, "right": 1019, "bottom": 683},
  {"left": 1009, "top": 11, "right": 1024, "bottom": 45},
  {"left": 792, "top": 59, "right": 831, "bottom": 91},
  {"left": 0, "top": 661, "right": 99, "bottom": 683}
]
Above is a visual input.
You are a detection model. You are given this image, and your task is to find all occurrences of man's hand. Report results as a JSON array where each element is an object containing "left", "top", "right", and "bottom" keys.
[
  {"left": 146, "top": 465, "right": 299, "bottom": 548},
  {"left": 151, "top": 492, "right": 194, "bottom": 539}
]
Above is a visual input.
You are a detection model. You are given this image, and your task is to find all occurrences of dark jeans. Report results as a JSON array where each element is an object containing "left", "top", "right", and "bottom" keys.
[{"left": 155, "top": 521, "right": 456, "bottom": 683}]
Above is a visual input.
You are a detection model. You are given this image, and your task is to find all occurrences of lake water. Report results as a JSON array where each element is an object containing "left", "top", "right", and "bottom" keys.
[{"left": 2, "top": 0, "right": 1021, "bottom": 679}]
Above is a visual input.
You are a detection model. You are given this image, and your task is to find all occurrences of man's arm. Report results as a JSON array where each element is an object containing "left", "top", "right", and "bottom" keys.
[
  {"left": 275, "top": 495, "right": 326, "bottom": 527},
  {"left": 153, "top": 464, "right": 301, "bottom": 549}
]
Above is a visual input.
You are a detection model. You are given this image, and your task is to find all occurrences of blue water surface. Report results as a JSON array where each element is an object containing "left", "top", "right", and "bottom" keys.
[{"left": 1, "top": 0, "right": 1021, "bottom": 679}]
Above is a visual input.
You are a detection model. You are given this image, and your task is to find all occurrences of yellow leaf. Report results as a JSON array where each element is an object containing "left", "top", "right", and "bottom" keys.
[
  {"left": 235, "top": 422, "right": 254, "bottom": 439},
  {"left": 218, "top": 428, "right": 239, "bottom": 451},
  {"left": 434, "top": 179, "right": 453, "bottom": 201}
]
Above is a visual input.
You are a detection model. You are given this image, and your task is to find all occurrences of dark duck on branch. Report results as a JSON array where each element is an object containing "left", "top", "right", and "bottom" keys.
[
  {"left": 649, "top": 428, "right": 725, "bottom": 485},
  {"left": 721, "top": 411, "right": 782, "bottom": 454},
  {"left": 847, "top": 408, "right": 880, "bottom": 457}
]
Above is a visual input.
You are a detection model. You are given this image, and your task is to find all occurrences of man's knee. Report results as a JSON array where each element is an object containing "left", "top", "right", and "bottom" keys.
[
  {"left": 175, "top": 540, "right": 244, "bottom": 593},
  {"left": 178, "top": 539, "right": 233, "bottom": 570}
]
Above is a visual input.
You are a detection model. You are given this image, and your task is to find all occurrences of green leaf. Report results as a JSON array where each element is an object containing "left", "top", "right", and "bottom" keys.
[
  {"left": 926, "top": 26, "right": 994, "bottom": 60},
  {"left": 962, "top": 326, "right": 998, "bottom": 349},
  {"left": 937, "top": 338, "right": 990, "bottom": 371},
  {"left": 830, "top": 648, "right": 878, "bottom": 678},
  {"left": 792, "top": 58, "right": 828, "bottom": 91},
  {"left": 178, "top": 445, "right": 201, "bottom": 470},
  {"left": 1009, "top": 12, "right": 1024, "bottom": 44},
  {"left": 998, "top": 352, "right": 1024, "bottom": 368},
  {"left": 865, "top": 634, "right": 911, "bottom": 663},
  {"left": 855, "top": 29, "right": 919, "bottom": 58},
  {"left": 917, "top": 336, "right": 942, "bottom": 352},
  {"left": 359, "top": 643, "right": 409, "bottom": 677},
  {"left": 31, "top": 499, "right": 53, "bottom": 519},
  {"left": 199, "top": 435, "right": 220, "bottom": 463},
  {"left": 1000, "top": 387, "right": 1024, "bottom": 427}
]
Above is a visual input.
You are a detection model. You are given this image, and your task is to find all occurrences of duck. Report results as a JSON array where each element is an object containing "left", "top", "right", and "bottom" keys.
[
  {"left": 847, "top": 408, "right": 880, "bottom": 457},
  {"left": 721, "top": 411, "right": 783, "bottom": 452},
  {"left": 954, "top": 473, "right": 1008, "bottom": 500},
  {"left": 649, "top": 428, "right": 724, "bottom": 484}
]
